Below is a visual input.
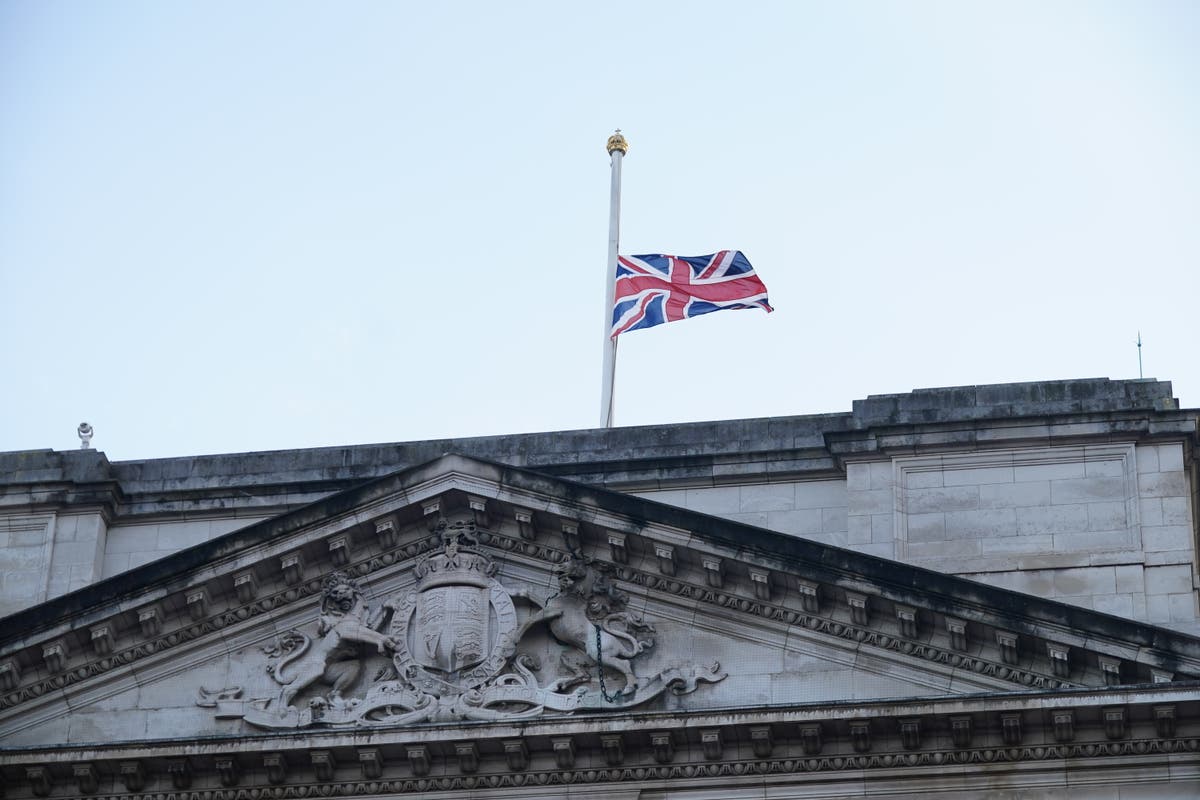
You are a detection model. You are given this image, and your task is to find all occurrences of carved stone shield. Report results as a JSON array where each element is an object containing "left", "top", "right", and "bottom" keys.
[
  {"left": 413, "top": 585, "right": 489, "bottom": 672},
  {"left": 390, "top": 541, "right": 518, "bottom": 695}
]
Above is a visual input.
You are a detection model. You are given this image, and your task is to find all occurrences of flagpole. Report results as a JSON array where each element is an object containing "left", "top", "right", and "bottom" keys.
[{"left": 600, "top": 130, "right": 628, "bottom": 428}]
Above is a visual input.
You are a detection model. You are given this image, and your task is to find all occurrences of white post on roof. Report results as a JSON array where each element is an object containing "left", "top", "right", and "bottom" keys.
[{"left": 600, "top": 130, "right": 628, "bottom": 428}]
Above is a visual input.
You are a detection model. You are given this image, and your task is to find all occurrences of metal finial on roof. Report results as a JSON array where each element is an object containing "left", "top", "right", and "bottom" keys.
[{"left": 77, "top": 422, "right": 93, "bottom": 450}]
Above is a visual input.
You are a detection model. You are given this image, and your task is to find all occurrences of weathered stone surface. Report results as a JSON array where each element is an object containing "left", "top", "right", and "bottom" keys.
[{"left": 0, "top": 437, "right": 1198, "bottom": 799}]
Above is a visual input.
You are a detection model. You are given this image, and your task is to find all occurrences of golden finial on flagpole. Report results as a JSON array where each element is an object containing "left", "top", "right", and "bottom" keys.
[{"left": 606, "top": 129, "right": 629, "bottom": 155}]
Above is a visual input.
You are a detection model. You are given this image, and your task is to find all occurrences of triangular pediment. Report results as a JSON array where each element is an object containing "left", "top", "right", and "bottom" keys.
[{"left": 2, "top": 454, "right": 1199, "bottom": 757}]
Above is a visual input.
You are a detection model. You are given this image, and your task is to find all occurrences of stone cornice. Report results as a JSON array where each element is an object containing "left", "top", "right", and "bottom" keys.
[
  {"left": 826, "top": 408, "right": 1198, "bottom": 465},
  {"left": 0, "top": 446, "right": 124, "bottom": 520},
  {"left": 1, "top": 685, "right": 1195, "bottom": 797},
  {"left": 2, "top": 380, "right": 1193, "bottom": 520}
]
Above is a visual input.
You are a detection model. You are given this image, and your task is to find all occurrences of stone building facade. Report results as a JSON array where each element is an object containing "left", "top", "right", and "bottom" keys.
[{"left": 0, "top": 377, "right": 1197, "bottom": 798}]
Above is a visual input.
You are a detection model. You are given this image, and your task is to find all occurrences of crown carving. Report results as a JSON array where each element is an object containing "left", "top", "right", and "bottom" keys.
[{"left": 413, "top": 519, "right": 497, "bottom": 590}]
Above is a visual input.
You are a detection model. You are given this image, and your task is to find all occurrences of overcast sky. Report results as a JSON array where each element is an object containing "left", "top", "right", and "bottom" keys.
[{"left": 2, "top": 1, "right": 1197, "bottom": 461}]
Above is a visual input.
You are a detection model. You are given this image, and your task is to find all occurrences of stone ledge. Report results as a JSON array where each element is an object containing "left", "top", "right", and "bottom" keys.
[
  {"left": 853, "top": 378, "right": 1179, "bottom": 428},
  {"left": 0, "top": 379, "right": 1193, "bottom": 522},
  {"left": 0, "top": 685, "right": 1194, "bottom": 796}
]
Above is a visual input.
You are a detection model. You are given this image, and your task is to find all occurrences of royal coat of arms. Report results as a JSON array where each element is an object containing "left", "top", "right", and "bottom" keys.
[{"left": 202, "top": 518, "right": 724, "bottom": 729}]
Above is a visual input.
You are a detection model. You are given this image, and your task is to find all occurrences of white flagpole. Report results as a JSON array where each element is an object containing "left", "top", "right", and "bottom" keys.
[{"left": 600, "top": 130, "right": 628, "bottom": 428}]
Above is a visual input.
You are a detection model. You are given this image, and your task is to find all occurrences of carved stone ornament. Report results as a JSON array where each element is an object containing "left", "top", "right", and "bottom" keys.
[{"left": 201, "top": 519, "right": 724, "bottom": 729}]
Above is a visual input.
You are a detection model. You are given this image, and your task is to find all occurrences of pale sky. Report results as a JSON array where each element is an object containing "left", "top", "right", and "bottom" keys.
[{"left": 2, "top": 1, "right": 1197, "bottom": 461}]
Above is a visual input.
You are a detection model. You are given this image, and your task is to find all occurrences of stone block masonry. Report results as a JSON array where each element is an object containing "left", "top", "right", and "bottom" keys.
[{"left": 1, "top": 377, "right": 1196, "bottom": 633}]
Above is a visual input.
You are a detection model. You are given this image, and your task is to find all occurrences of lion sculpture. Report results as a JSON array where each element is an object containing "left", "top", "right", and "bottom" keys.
[
  {"left": 268, "top": 572, "right": 397, "bottom": 711},
  {"left": 519, "top": 556, "right": 654, "bottom": 695}
]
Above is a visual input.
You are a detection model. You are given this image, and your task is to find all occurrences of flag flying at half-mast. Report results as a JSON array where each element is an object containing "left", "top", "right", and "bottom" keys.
[
  {"left": 610, "top": 250, "right": 772, "bottom": 338},
  {"left": 599, "top": 130, "right": 774, "bottom": 427}
]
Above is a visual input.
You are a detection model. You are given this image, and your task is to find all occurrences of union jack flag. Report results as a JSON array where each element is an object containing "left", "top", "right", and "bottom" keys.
[{"left": 610, "top": 250, "right": 772, "bottom": 338}]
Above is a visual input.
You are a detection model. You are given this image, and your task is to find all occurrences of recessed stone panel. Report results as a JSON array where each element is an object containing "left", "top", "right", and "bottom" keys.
[
  {"left": 1016, "top": 504, "right": 1091, "bottom": 535},
  {"left": 895, "top": 445, "right": 1140, "bottom": 571},
  {"left": 943, "top": 508, "right": 1017, "bottom": 539},
  {"left": 978, "top": 481, "right": 1052, "bottom": 509},
  {"left": 1051, "top": 477, "right": 1127, "bottom": 505},
  {"left": 904, "top": 486, "right": 980, "bottom": 514}
]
